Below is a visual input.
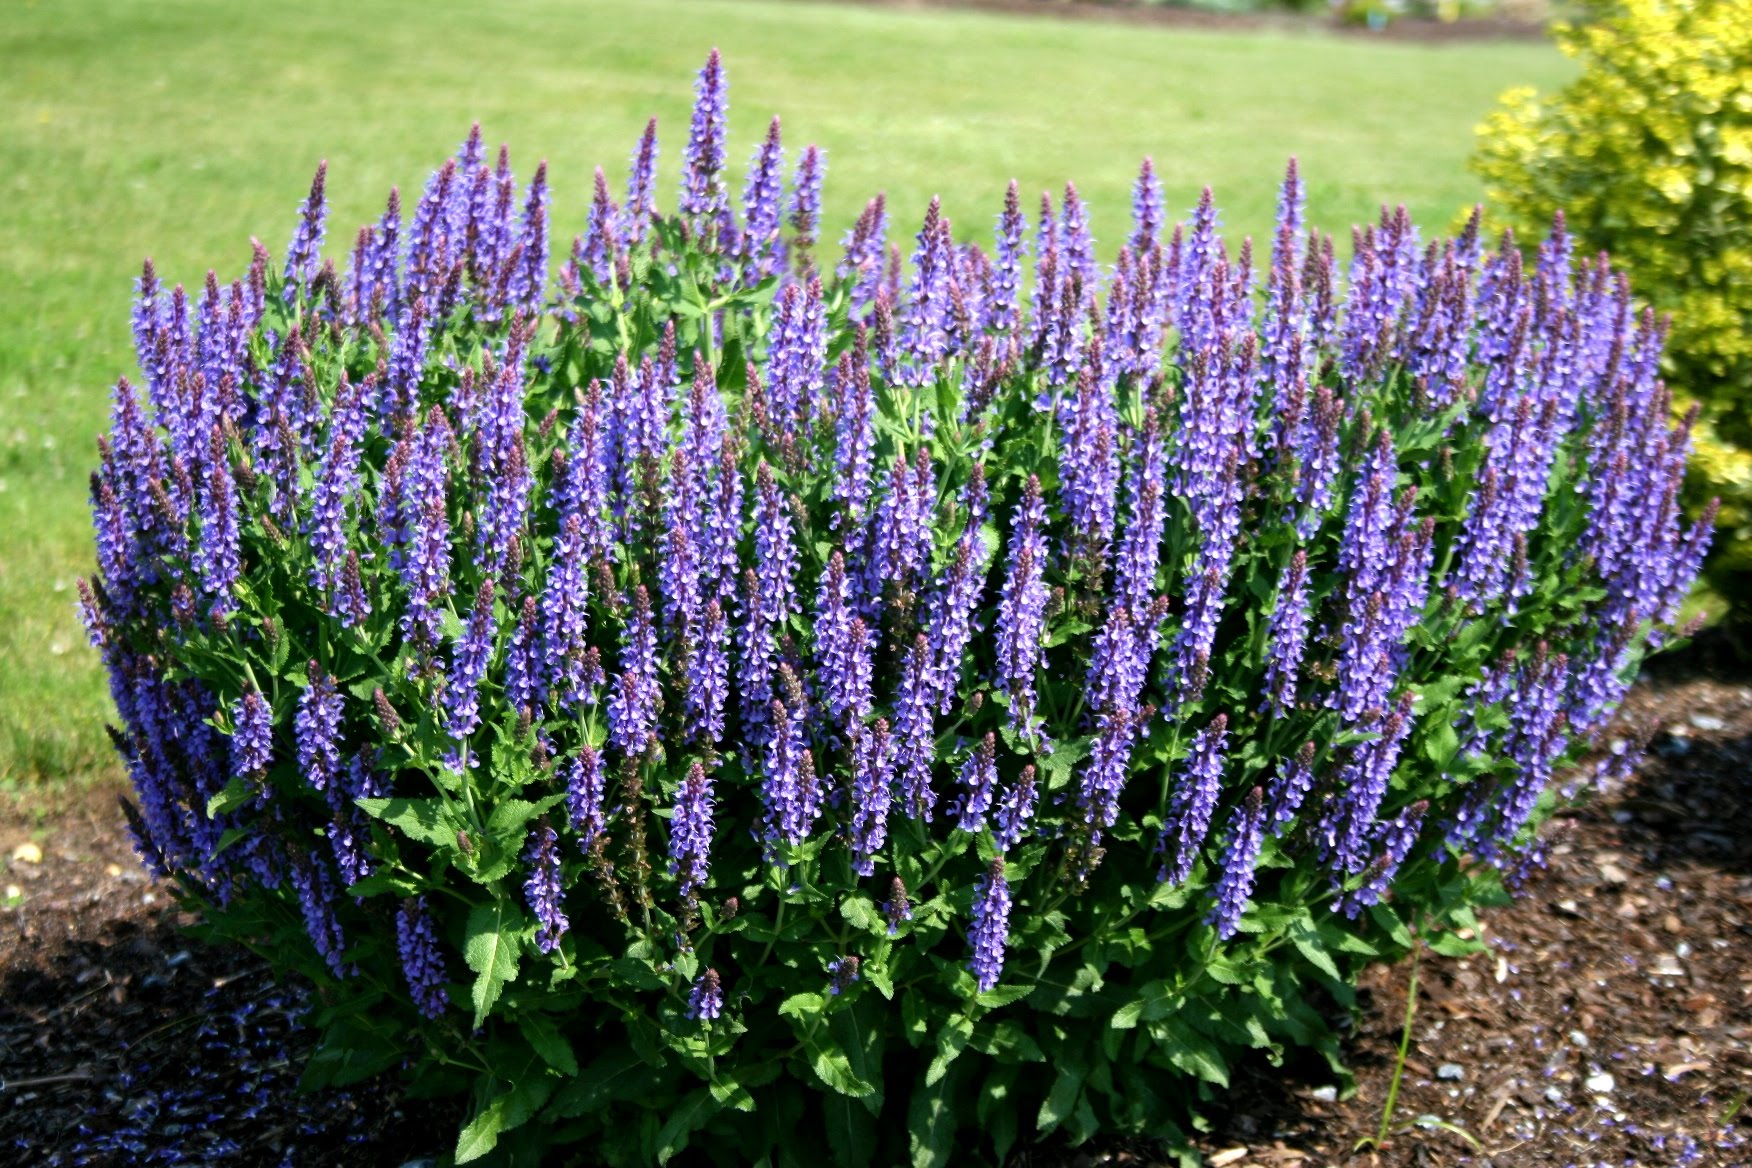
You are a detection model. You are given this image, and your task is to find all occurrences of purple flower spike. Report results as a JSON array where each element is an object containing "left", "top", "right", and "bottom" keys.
[
  {"left": 681, "top": 49, "right": 730, "bottom": 230},
  {"left": 1128, "top": 156, "right": 1165, "bottom": 257},
  {"left": 523, "top": 821, "right": 569, "bottom": 954},
  {"left": 295, "top": 661, "right": 343, "bottom": 794},
  {"left": 564, "top": 743, "right": 607, "bottom": 849},
  {"left": 789, "top": 144, "right": 825, "bottom": 265},
  {"left": 992, "top": 764, "right": 1038, "bottom": 853},
  {"left": 608, "top": 586, "right": 661, "bottom": 757},
  {"left": 669, "top": 761, "right": 716, "bottom": 900},
  {"left": 1339, "top": 800, "right": 1428, "bottom": 918},
  {"left": 1157, "top": 715, "right": 1230, "bottom": 886},
  {"left": 624, "top": 118, "right": 660, "bottom": 247},
  {"left": 443, "top": 578, "right": 497, "bottom": 741},
  {"left": 1263, "top": 551, "right": 1311, "bottom": 716},
  {"left": 838, "top": 195, "right": 889, "bottom": 313},
  {"left": 687, "top": 968, "right": 724, "bottom": 1021},
  {"left": 282, "top": 161, "right": 328, "bottom": 300},
  {"left": 954, "top": 733, "right": 999, "bottom": 833},
  {"left": 231, "top": 688, "right": 273, "bottom": 781},
  {"left": 739, "top": 116, "right": 786, "bottom": 284},
  {"left": 995, "top": 476, "right": 1050, "bottom": 744},
  {"left": 1207, "top": 787, "right": 1266, "bottom": 941},
  {"left": 988, "top": 181, "right": 1027, "bottom": 334},
  {"left": 968, "top": 857, "right": 1012, "bottom": 994},
  {"left": 848, "top": 718, "right": 895, "bottom": 877},
  {"left": 396, "top": 896, "right": 449, "bottom": 1019}
]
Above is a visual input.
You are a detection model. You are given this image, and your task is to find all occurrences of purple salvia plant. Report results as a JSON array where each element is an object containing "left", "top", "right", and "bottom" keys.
[
  {"left": 685, "top": 597, "right": 731, "bottom": 745},
  {"left": 1114, "top": 406, "right": 1168, "bottom": 616},
  {"left": 607, "top": 586, "right": 661, "bottom": 757},
  {"left": 1339, "top": 800, "right": 1429, "bottom": 918},
  {"left": 1207, "top": 786, "right": 1266, "bottom": 940},
  {"left": 897, "top": 197, "right": 955, "bottom": 384},
  {"left": 564, "top": 743, "right": 608, "bottom": 849},
  {"left": 739, "top": 117, "right": 786, "bottom": 284},
  {"left": 536, "top": 512, "right": 596, "bottom": 713},
  {"left": 443, "top": 579, "right": 497, "bottom": 741},
  {"left": 954, "top": 732, "right": 999, "bottom": 833},
  {"left": 992, "top": 765, "right": 1038, "bottom": 853},
  {"left": 282, "top": 161, "right": 329, "bottom": 301},
  {"left": 302, "top": 375, "right": 369, "bottom": 593},
  {"left": 838, "top": 194, "right": 889, "bottom": 314},
  {"left": 994, "top": 476, "right": 1050, "bottom": 744},
  {"left": 967, "top": 857, "right": 1012, "bottom": 993},
  {"left": 760, "top": 697, "right": 819, "bottom": 851},
  {"left": 1157, "top": 715, "right": 1230, "bottom": 886},
  {"left": 788, "top": 144, "right": 825, "bottom": 272},
  {"left": 687, "top": 968, "right": 724, "bottom": 1021},
  {"left": 1263, "top": 550, "right": 1311, "bottom": 716},
  {"left": 680, "top": 50, "right": 730, "bottom": 233},
  {"left": 847, "top": 717, "right": 895, "bottom": 877},
  {"left": 230, "top": 688, "right": 273, "bottom": 782},
  {"left": 523, "top": 821, "right": 569, "bottom": 954},
  {"left": 194, "top": 440, "right": 241, "bottom": 619},
  {"left": 1267, "top": 741, "right": 1317, "bottom": 832},
  {"left": 892, "top": 634, "right": 938, "bottom": 821},
  {"left": 669, "top": 761, "right": 716, "bottom": 901},
  {"left": 623, "top": 118, "right": 660, "bottom": 248},
  {"left": 1128, "top": 156, "right": 1165, "bottom": 257},
  {"left": 987, "top": 181, "right": 1027, "bottom": 335},
  {"left": 578, "top": 166, "right": 620, "bottom": 283},
  {"left": 290, "top": 849, "right": 348, "bottom": 977},
  {"left": 396, "top": 897, "right": 449, "bottom": 1018},
  {"left": 1318, "top": 693, "right": 1416, "bottom": 877},
  {"left": 295, "top": 661, "right": 343, "bottom": 795}
]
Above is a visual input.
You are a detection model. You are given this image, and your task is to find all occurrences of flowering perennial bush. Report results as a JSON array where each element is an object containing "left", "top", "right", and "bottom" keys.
[
  {"left": 1471, "top": 0, "right": 1752, "bottom": 596},
  {"left": 83, "top": 52, "right": 1710, "bottom": 1166}
]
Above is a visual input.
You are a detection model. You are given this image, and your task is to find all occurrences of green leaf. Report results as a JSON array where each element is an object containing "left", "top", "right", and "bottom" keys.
[
  {"left": 975, "top": 983, "right": 1036, "bottom": 1010},
  {"left": 1425, "top": 930, "right": 1487, "bottom": 958},
  {"left": 824, "top": 1086, "right": 876, "bottom": 1168},
  {"left": 357, "top": 796, "right": 456, "bottom": 850},
  {"left": 708, "top": 1073, "right": 756, "bottom": 1112},
  {"left": 805, "top": 1027, "right": 877, "bottom": 1098},
  {"left": 519, "top": 1012, "right": 579, "bottom": 1076},
  {"left": 486, "top": 794, "right": 567, "bottom": 841},
  {"left": 830, "top": 1000, "right": 886, "bottom": 1112},
  {"left": 925, "top": 1014, "right": 973, "bottom": 1086},
  {"left": 205, "top": 777, "right": 254, "bottom": 820},
  {"left": 655, "top": 1088, "right": 718, "bottom": 1166},
  {"left": 1289, "top": 918, "right": 1342, "bottom": 981},
  {"left": 455, "top": 1074, "right": 555, "bottom": 1164},
  {"left": 778, "top": 991, "right": 826, "bottom": 1019},
  {"left": 546, "top": 1049, "right": 661, "bottom": 1119},
  {"left": 1036, "top": 1061, "right": 1085, "bottom": 1135},
  {"left": 907, "top": 1063, "right": 960, "bottom": 1168},
  {"left": 464, "top": 898, "right": 524, "bottom": 1029}
]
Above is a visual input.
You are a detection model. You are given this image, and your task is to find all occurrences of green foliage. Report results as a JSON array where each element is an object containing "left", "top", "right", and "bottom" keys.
[{"left": 1471, "top": 0, "right": 1752, "bottom": 603}]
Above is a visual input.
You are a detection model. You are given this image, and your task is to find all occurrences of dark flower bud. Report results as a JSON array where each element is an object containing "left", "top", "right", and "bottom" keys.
[
  {"left": 373, "top": 688, "right": 402, "bottom": 737},
  {"left": 720, "top": 896, "right": 739, "bottom": 921}
]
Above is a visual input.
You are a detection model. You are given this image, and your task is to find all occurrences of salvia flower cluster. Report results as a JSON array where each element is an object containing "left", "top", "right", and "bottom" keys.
[{"left": 82, "top": 51, "right": 1708, "bottom": 1166}]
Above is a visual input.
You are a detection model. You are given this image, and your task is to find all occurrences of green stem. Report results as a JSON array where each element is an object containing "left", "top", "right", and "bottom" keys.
[{"left": 1373, "top": 926, "right": 1422, "bottom": 1148}]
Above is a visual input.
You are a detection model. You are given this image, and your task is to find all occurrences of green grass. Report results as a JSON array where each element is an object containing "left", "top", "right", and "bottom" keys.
[{"left": 0, "top": 0, "right": 1570, "bottom": 785}]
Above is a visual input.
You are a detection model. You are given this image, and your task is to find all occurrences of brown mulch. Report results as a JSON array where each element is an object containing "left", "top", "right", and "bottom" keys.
[{"left": 3, "top": 644, "right": 1748, "bottom": 1166}]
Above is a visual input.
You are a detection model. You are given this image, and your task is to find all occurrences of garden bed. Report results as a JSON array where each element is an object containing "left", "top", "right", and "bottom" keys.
[{"left": 4, "top": 648, "right": 1748, "bottom": 1167}]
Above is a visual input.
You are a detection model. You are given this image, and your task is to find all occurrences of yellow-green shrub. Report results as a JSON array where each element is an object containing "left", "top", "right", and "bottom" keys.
[{"left": 1471, "top": 0, "right": 1752, "bottom": 589}]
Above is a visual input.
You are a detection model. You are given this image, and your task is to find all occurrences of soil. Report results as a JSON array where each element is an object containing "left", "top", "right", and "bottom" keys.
[{"left": 3, "top": 639, "right": 1748, "bottom": 1166}]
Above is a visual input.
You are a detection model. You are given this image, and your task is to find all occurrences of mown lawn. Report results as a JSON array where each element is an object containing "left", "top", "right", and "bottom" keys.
[{"left": 0, "top": 0, "right": 1570, "bottom": 785}]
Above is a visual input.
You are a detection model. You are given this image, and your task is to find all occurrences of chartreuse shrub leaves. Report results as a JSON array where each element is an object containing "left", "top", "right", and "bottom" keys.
[
  {"left": 1471, "top": 0, "right": 1752, "bottom": 602},
  {"left": 83, "top": 50, "right": 1710, "bottom": 1168}
]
